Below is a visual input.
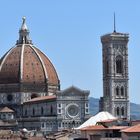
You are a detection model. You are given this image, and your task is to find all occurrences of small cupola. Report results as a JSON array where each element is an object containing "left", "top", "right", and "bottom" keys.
[{"left": 16, "top": 17, "right": 32, "bottom": 44}]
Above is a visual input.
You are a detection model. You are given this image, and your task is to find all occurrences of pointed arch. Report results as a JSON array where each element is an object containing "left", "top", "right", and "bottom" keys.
[
  {"left": 116, "top": 55, "right": 123, "bottom": 74},
  {"left": 121, "top": 86, "right": 124, "bottom": 96},
  {"left": 121, "top": 107, "right": 124, "bottom": 116},
  {"left": 116, "top": 86, "right": 119, "bottom": 96},
  {"left": 116, "top": 107, "right": 119, "bottom": 116}
]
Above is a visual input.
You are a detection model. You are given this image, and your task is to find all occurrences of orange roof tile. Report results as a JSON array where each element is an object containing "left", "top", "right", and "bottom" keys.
[
  {"left": 108, "top": 126, "right": 128, "bottom": 130},
  {"left": 81, "top": 125, "right": 107, "bottom": 131},
  {"left": 24, "top": 95, "right": 56, "bottom": 103},
  {"left": 0, "top": 107, "right": 14, "bottom": 113},
  {"left": 81, "top": 125, "right": 127, "bottom": 131},
  {"left": 121, "top": 124, "right": 140, "bottom": 133}
]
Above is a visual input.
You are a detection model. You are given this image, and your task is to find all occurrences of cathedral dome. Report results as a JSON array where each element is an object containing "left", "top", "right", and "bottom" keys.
[{"left": 0, "top": 17, "right": 60, "bottom": 93}]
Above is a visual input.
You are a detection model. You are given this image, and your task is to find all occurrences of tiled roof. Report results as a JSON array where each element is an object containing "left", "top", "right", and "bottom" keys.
[
  {"left": 108, "top": 126, "right": 128, "bottom": 130},
  {"left": 81, "top": 125, "right": 106, "bottom": 131},
  {"left": 121, "top": 124, "right": 140, "bottom": 133},
  {"left": 24, "top": 95, "right": 56, "bottom": 103},
  {"left": 81, "top": 125, "right": 127, "bottom": 131},
  {"left": 77, "top": 111, "right": 116, "bottom": 130},
  {"left": 0, "top": 107, "right": 14, "bottom": 113},
  {"left": 101, "top": 32, "right": 129, "bottom": 38}
]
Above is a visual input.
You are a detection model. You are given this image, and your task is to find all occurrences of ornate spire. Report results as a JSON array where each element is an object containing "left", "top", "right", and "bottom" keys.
[
  {"left": 17, "top": 17, "right": 32, "bottom": 44},
  {"left": 113, "top": 13, "right": 116, "bottom": 33}
]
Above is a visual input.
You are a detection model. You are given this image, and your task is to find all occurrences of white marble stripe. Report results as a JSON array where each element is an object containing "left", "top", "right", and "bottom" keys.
[
  {"left": 20, "top": 44, "right": 25, "bottom": 81},
  {"left": 0, "top": 46, "right": 15, "bottom": 71},
  {"left": 30, "top": 45, "right": 48, "bottom": 80}
]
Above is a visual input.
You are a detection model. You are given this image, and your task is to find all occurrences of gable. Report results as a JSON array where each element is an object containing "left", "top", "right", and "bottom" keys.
[{"left": 57, "top": 86, "right": 90, "bottom": 97}]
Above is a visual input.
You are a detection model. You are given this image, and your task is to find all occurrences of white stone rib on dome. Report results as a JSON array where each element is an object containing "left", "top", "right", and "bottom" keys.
[
  {"left": 30, "top": 45, "right": 48, "bottom": 80},
  {"left": 20, "top": 44, "right": 25, "bottom": 81},
  {"left": 76, "top": 111, "right": 117, "bottom": 130},
  {"left": 0, "top": 46, "right": 15, "bottom": 71}
]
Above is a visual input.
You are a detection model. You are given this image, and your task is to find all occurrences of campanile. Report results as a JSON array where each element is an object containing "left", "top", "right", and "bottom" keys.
[{"left": 99, "top": 29, "right": 130, "bottom": 120}]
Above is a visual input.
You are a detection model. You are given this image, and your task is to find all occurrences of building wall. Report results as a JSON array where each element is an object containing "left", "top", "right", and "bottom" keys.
[
  {"left": 0, "top": 86, "right": 89, "bottom": 133},
  {"left": 81, "top": 129, "right": 122, "bottom": 140},
  {"left": 122, "top": 132, "right": 140, "bottom": 140},
  {"left": 56, "top": 86, "right": 89, "bottom": 131},
  {"left": 23, "top": 100, "right": 57, "bottom": 117},
  {"left": 22, "top": 100, "right": 57, "bottom": 133},
  {"left": 81, "top": 130, "right": 105, "bottom": 140}
]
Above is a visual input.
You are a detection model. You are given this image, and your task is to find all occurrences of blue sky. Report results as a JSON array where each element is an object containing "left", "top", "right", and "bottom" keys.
[{"left": 0, "top": 0, "right": 140, "bottom": 103}]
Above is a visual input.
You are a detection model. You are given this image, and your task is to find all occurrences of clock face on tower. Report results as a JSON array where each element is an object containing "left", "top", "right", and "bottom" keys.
[{"left": 66, "top": 104, "right": 79, "bottom": 118}]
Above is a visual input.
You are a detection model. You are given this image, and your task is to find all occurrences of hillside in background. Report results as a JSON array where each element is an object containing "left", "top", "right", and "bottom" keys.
[{"left": 89, "top": 97, "right": 140, "bottom": 120}]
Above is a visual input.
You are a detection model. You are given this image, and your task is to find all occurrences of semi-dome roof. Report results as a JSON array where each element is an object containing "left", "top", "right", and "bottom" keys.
[{"left": 0, "top": 17, "right": 60, "bottom": 91}]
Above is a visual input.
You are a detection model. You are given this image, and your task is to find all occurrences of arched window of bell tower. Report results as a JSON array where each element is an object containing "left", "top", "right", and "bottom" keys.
[
  {"left": 121, "top": 86, "right": 124, "bottom": 96},
  {"left": 116, "top": 107, "right": 120, "bottom": 116},
  {"left": 116, "top": 56, "right": 123, "bottom": 74},
  {"left": 121, "top": 107, "right": 124, "bottom": 116},
  {"left": 116, "top": 86, "right": 119, "bottom": 96}
]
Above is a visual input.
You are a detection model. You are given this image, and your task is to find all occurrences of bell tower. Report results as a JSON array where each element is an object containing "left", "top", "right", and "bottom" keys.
[{"left": 99, "top": 18, "right": 130, "bottom": 119}]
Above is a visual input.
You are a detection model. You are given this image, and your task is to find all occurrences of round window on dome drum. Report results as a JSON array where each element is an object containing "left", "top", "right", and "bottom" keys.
[{"left": 7, "top": 94, "right": 13, "bottom": 102}]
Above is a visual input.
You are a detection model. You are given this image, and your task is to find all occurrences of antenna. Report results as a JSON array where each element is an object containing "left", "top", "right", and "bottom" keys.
[{"left": 113, "top": 13, "right": 116, "bottom": 33}]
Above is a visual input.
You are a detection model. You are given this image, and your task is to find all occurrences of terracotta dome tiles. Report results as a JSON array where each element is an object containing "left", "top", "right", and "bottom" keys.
[
  {"left": 0, "top": 17, "right": 60, "bottom": 93},
  {"left": 22, "top": 45, "right": 46, "bottom": 84},
  {"left": 0, "top": 44, "right": 59, "bottom": 86},
  {"left": 0, "top": 47, "right": 21, "bottom": 84},
  {"left": 35, "top": 47, "right": 59, "bottom": 85}
]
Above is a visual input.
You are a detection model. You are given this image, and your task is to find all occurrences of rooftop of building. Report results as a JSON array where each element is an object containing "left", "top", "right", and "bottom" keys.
[
  {"left": 121, "top": 124, "right": 140, "bottom": 133},
  {"left": 81, "top": 124, "right": 128, "bottom": 131},
  {"left": 0, "top": 107, "right": 14, "bottom": 113},
  {"left": 101, "top": 31, "right": 129, "bottom": 40},
  {"left": 24, "top": 95, "right": 56, "bottom": 104}
]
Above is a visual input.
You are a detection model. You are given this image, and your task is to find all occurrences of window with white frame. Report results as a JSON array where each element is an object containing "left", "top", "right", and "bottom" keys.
[
  {"left": 57, "top": 103, "right": 62, "bottom": 114},
  {"left": 58, "top": 109, "right": 61, "bottom": 114},
  {"left": 58, "top": 103, "right": 62, "bottom": 108},
  {"left": 85, "top": 103, "right": 89, "bottom": 108},
  {"left": 86, "top": 108, "right": 89, "bottom": 113},
  {"left": 85, "top": 103, "right": 89, "bottom": 114}
]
